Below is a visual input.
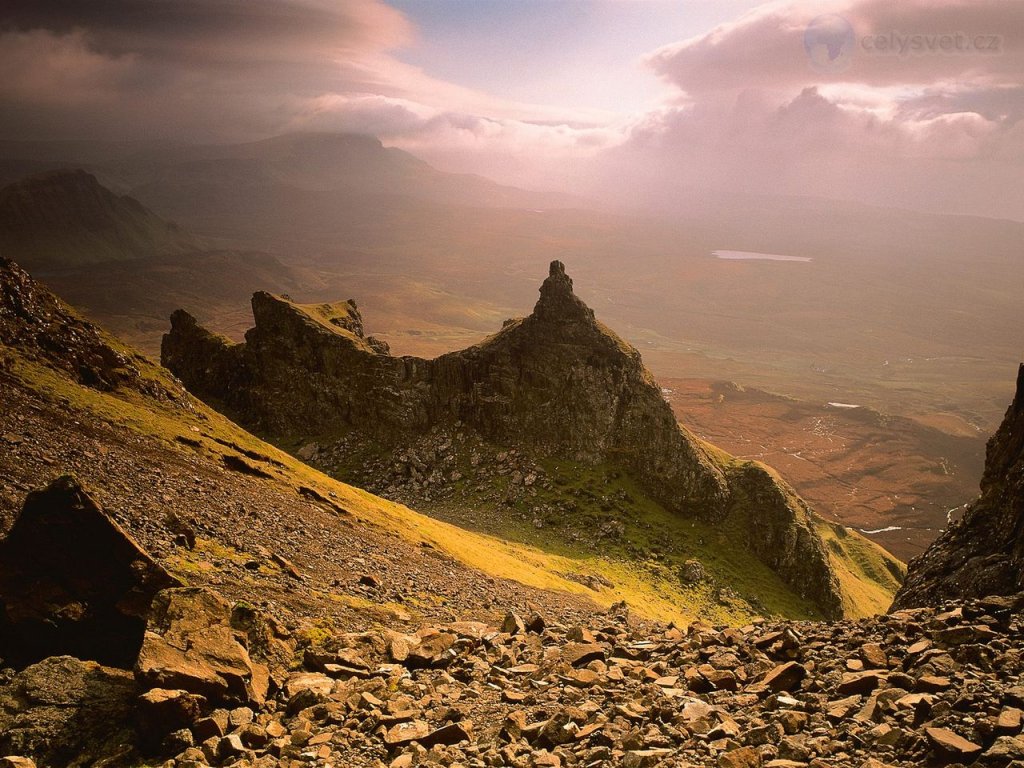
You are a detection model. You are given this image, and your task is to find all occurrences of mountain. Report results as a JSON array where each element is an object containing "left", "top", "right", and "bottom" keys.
[
  {"left": 115, "top": 131, "right": 580, "bottom": 204},
  {"left": 0, "top": 170, "right": 320, "bottom": 356},
  {"left": 0, "top": 169, "right": 198, "bottom": 268},
  {"left": 0, "top": 255, "right": 607, "bottom": 622},
  {"left": 892, "top": 364, "right": 1024, "bottom": 609},
  {"left": 162, "top": 260, "right": 904, "bottom": 619}
]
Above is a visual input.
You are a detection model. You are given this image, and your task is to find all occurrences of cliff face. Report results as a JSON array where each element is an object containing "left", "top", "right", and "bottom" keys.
[
  {"left": 892, "top": 364, "right": 1024, "bottom": 609},
  {"left": 163, "top": 261, "right": 844, "bottom": 617}
]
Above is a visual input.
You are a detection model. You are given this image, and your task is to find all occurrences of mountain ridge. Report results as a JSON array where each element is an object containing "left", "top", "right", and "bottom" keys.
[{"left": 0, "top": 169, "right": 198, "bottom": 268}]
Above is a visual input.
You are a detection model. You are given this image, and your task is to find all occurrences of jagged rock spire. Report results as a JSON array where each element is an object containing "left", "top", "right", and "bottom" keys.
[{"left": 533, "top": 260, "right": 595, "bottom": 323}]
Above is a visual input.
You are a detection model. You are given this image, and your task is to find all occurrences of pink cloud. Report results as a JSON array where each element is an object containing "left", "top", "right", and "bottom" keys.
[
  {"left": 647, "top": 0, "right": 1023, "bottom": 93},
  {"left": 596, "top": 0, "right": 1023, "bottom": 219}
]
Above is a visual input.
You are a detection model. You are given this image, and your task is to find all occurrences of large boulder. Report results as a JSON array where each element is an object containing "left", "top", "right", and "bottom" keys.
[
  {"left": 0, "top": 476, "right": 180, "bottom": 668},
  {"left": 135, "top": 588, "right": 281, "bottom": 708},
  {"left": 0, "top": 655, "right": 138, "bottom": 767}
]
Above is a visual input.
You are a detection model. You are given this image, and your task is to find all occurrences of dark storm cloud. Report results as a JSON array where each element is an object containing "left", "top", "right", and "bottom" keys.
[
  {"left": 0, "top": 0, "right": 411, "bottom": 141},
  {"left": 0, "top": 0, "right": 409, "bottom": 61}
]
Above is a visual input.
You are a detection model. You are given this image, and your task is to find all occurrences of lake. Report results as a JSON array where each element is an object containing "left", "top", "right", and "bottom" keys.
[{"left": 712, "top": 250, "right": 812, "bottom": 262}]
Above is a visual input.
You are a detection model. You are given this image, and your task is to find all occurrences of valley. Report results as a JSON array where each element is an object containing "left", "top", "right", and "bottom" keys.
[
  {"left": 659, "top": 379, "right": 985, "bottom": 562},
  {"left": 0, "top": 150, "right": 1015, "bottom": 569}
]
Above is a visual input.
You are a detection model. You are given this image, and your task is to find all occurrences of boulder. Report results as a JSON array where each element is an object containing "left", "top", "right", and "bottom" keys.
[
  {"left": 0, "top": 476, "right": 180, "bottom": 668},
  {"left": 136, "top": 688, "right": 207, "bottom": 751},
  {"left": 135, "top": 588, "right": 271, "bottom": 707},
  {"left": 926, "top": 727, "right": 983, "bottom": 762},
  {"left": 761, "top": 662, "right": 807, "bottom": 693},
  {"left": 0, "top": 656, "right": 137, "bottom": 767}
]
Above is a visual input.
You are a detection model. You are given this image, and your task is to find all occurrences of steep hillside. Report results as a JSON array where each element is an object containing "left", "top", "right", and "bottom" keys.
[
  {"left": 893, "top": 364, "right": 1024, "bottom": 608},
  {"left": 0, "top": 256, "right": 616, "bottom": 627},
  {"left": 163, "top": 261, "right": 904, "bottom": 619},
  {"left": 0, "top": 170, "right": 322, "bottom": 356},
  {"left": 0, "top": 169, "right": 198, "bottom": 268}
]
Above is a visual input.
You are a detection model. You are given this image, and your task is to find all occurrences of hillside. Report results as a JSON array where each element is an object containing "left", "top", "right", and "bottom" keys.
[
  {"left": 163, "top": 261, "right": 904, "bottom": 620},
  {"left": 0, "top": 170, "right": 198, "bottom": 268},
  {"left": 0, "top": 170, "right": 324, "bottom": 355},
  {"left": 0, "top": 257, "right": 626, "bottom": 626}
]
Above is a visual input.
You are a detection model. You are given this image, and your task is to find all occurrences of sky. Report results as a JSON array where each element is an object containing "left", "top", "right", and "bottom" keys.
[{"left": 0, "top": 0, "right": 1021, "bottom": 219}]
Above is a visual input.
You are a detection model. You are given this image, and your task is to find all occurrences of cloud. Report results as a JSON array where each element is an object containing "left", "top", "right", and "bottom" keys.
[
  {"left": 647, "top": 0, "right": 1023, "bottom": 93},
  {"left": 0, "top": 0, "right": 622, "bottom": 183},
  {"left": 589, "top": 0, "right": 1024, "bottom": 219},
  {"left": 0, "top": 0, "right": 413, "bottom": 64},
  {"left": 0, "top": 0, "right": 418, "bottom": 140},
  {"left": 0, "top": 0, "right": 1018, "bottom": 218}
]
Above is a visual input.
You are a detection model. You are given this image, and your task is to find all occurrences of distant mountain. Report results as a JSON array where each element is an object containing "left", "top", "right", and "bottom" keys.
[
  {"left": 125, "top": 132, "right": 577, "bottom": 202},
  {"left": 0, "top": 169, "right": 198, "bottom": 268},
  {"left": 163, "top": 261, "right": 905, "bottom": 620},
  {"left": 893, "top": 364, "right": 1024, "bottom": 608},
  {"left": 0, "top": 169, "right": 314, "bottom": 355}
]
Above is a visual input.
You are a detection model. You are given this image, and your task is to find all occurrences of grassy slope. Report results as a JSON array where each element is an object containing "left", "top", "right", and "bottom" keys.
[
  {"left": 3, "top": 286, "right": 902, "bottom": 623},
  {"left": 816, "top": 519, "right": 906, "bottom": 617},
  {"left": 700, "top": 435, "right": 904, "bottom": 618}
]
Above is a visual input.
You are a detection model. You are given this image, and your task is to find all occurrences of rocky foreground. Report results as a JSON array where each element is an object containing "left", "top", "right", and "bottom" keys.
[
  {"left": 1, "top": 475, "right": 1022, "bottom": 768},
  {"left": 3, "top": 570, "right": 1024, "bottom": 768},
  {"left": 0, "top": 478, "right": 1020, "bottom": 768}
]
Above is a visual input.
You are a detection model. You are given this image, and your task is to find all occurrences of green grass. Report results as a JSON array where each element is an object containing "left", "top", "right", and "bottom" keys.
[
  {"left": 815, "top": 519, "right": 906, "bottom": 617},
  {"left": 383, "top": 458, "right": 829, "bottom": 623}
]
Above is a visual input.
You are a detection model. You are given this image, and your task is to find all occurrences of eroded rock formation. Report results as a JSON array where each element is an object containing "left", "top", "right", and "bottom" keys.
[{"left": 163, "top": 261, "right": 844, "bottom": 617}]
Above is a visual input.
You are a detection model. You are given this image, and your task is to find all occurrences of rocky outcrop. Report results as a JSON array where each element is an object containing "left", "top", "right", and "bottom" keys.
[
  {"left": 892, "top": 364, "right": 1024, "bottom": 609},
  {"left": 727, "top": 463, "right": 840, "bottom": 615},
  {"left": 0, "top": 258, "right": 186, "bottom": 398},
  {"left": 136, "top": 587, "right": 292, "bottom": 709},
  {"left": 0, "top": 476, "right": 180, "bottom": 669},
  {"left": 163, "top": 261, "right": 844, "bottom": 616}
]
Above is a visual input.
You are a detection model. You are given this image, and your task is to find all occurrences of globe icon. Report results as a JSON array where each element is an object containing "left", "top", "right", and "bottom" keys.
[{"left": 804, "top": 14, "right": 855, "bottom": 74}]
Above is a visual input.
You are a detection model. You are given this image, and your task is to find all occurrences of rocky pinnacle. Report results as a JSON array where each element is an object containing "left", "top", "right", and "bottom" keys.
[{"left": 533, "top": 260, "right": 595, "bottom": 324}]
